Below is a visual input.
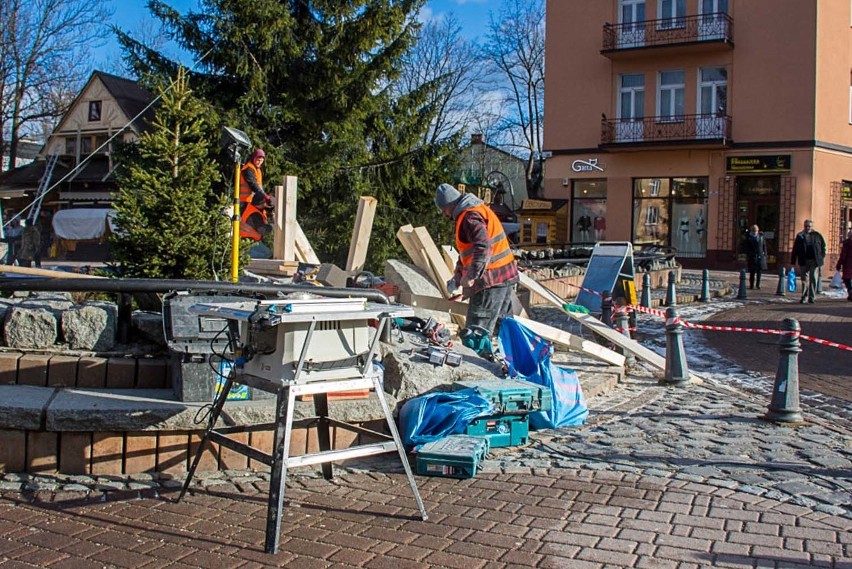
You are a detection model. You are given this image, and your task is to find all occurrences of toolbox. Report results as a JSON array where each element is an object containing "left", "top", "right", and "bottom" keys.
[
  {"left": 452, "top": 378, "right": 552, "bottom": 414},
  {"left": 416, "top": 435, "right": 490, "bottom": 479},
  {"left": 465, "top": 414, "right": 529, "bottom": 448}
]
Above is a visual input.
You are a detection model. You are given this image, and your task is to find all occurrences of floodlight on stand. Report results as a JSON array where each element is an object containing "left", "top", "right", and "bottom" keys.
[{"left": 221, "top": 126, "right": 253, "bottom": 283}]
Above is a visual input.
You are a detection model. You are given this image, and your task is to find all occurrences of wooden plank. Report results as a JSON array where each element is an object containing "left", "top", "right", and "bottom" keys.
[
  {"left": 396, "top": 225, "right": 440, "bottom": 284},
  {"left": 346, "top": 196, "right": 377, "bottom": 273},
  {"left": 272, "top": 177, "right": 298, "bottom": 261},
  {"left": 294, "top": 221, "right": 320, "bottom": 264},
  {"left": 511, "top": 315, "right": 625, "bottom": 368},
  {"left": 441, "top": 245, "right": 459, "bottom": 273},
  {"left": 411, "top": 226, "right": 454, "bottom": 298},
  {"left": 398, "top": 292, "right": 468, "bottom": 313},
  {"left": 518, "top": 271, "right": 668, "bottom": 372},
  {"left": 0, "top": 265, "right": 103, "bottom": 279}
]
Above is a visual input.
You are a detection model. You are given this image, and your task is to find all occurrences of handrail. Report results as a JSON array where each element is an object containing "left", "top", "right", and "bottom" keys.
[
  {"left": 601, "top": 113, "right": 731, "bottom": 145},
  {"left": 602, "top": 12, "right": 733, "bottom": 51}
]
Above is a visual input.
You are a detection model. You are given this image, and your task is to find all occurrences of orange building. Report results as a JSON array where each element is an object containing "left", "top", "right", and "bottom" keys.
[{"left": 543, "top": 0, "right": 852, "bottom": 269}]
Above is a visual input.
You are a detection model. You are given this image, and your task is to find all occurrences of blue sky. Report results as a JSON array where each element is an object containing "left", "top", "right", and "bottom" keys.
[{"left": 98, "top": 0, "right": 496, "bottom": 72}]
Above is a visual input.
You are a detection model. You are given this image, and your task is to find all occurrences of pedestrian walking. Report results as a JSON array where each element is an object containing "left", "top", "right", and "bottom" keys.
[
  {"left": 740, "top": 224, "right": 767, "bottom": 289},
  {"left": 17, "top": 221, "right": 41, "bottom": 268},
  {"left": 790, "top": 219, "right": 826, "bottom": 303},
  {"left": 836, "top": 229, "right": 852, "bottom": 301}
]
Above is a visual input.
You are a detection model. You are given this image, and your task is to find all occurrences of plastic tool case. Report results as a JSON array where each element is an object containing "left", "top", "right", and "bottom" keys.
[
  {"left": 452, "top": 379, "right": 552, "bottom": 414},
  {"left": 465, "top": 414, "right": 529, "bottom": 448},
  {"left": 416, "top": 435, "right": 490, "bottom": 479}
]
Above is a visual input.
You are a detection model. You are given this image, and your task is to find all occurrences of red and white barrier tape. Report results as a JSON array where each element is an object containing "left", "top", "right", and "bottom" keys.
[{"left": 615, "top": 304, "right": 852, "bottom": 352}]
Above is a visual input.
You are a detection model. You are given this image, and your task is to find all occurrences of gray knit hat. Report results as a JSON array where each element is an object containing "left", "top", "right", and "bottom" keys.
[{"left": 435, "top": 183, "right": 461, "bottom": 209}]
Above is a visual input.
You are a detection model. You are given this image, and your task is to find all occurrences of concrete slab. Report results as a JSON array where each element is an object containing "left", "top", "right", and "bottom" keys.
[{"left": 0, "top": 385, "right": 55, "bottom": 429}]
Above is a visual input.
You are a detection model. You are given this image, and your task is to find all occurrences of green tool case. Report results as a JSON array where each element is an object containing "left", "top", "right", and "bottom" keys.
[
  {"left": 465, "top": 414, "right": 529, "bottom": 447},
  {"left": 416, "top": 435, "right": 490, "bottom": 479},
  {"left": 452, "top": 378, "right": 552, "bottom": 414}
]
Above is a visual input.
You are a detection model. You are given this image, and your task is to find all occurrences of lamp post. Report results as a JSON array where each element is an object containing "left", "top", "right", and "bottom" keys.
[
  {"left": 220, "top": 127, "right": 252, "bottom": 282},
  {"left": 486, "top": 170, "right": 516, "bottom": 210}
]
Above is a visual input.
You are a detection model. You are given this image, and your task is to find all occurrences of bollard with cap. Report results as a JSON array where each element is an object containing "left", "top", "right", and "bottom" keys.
[
  {"left": 661, "top": 306, "right": 690, "bottom": 386},
  {"left": 665, "top": 270, "right": 677, "bottom": 307},
  {"left": 775, "top": 267, "right": 787, "bottom": 297},
  {"left": 737, "top": 268, "right": 748, "bottom": 300},
  {"left": 613, "top": 308, "right": 636, "bottom": 366},
  {"left": 600, "top": 290, "right": 613, "bottom": 328},
  {"left": 700, "top": 269, "right": 710, "bottom": 302},
  {"left": 641, "top": 272, "right": 651, "bottom": 308},
  {"left": 764, "top": 318, "right": 804, "bottom": 423}
]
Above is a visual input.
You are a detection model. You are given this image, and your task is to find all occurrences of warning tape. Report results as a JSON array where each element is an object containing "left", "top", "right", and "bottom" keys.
[{"left": 614, "top": 304, "right": 852, "bottom": 352}]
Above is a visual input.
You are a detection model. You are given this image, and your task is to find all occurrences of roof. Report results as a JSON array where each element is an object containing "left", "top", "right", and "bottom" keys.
[
  {"left": 0, "top": 159, "right": 72, "bottom": 192},
  {"left": 95, "top": 71, "right": 155, "bottom": 131}
]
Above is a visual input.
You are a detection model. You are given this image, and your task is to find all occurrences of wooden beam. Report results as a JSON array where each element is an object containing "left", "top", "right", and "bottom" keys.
[
  {"left": 510, "top": 315, "right": 625, "bottom": 368},
  {"left": 345, "top": 196, "right": 377, "bottom": 273},
  {"left": 411, "top": 227, "right": 454, "bottom": 298},
  {"left": 272, "top": 177, "right": 298, "bottom": 261},
  {"left": 396, "top": 224, "right": 439, "bottom": 284},
  {"left": 294, "top": 221, "right": 320, "bottom": 264},
  {"left": 0, "top": 265, "right": 103, "bottom": 279},
  {"left": 441, "top": 245, "right": 458, "bottom": 273}
]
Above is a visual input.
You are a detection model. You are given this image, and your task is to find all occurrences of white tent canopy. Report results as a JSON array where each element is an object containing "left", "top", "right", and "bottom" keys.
[{"left": 51, "top": 208, "right": 113, "bottom": 240}]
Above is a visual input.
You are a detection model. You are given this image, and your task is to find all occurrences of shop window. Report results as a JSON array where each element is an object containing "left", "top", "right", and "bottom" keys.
[
  {"left": 572, "top": 180, "right": 607, "bottom": 243},
  {"left": 632, "top": 177, "right": 708, "bottom": 258},
  {"left": 88, "top": 100, "right": 102, "bottom": 121},
  {"left": 536, "top": 222, "right": 549, "bottom": 244}
]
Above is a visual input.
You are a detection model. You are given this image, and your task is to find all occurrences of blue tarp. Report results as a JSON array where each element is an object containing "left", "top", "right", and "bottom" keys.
[
  {"left": 398, "top": 389, "right": 493, "bottom": 451},
  {"left": 498, "top": 317, "right": 588, "bottom": 429}
]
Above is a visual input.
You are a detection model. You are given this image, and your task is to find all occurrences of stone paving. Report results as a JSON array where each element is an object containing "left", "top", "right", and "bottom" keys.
[{"left": 1, "top": 286, "right": 852, "bottom": 567}]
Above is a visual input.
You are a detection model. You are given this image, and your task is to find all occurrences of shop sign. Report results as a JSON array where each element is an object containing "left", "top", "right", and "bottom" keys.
[
  {"left": 726, "top": 155, "right": 791, "bottom": 173},
  {"left": 572, "top": 158, "right": 605, "bottom": 172},
  {"left": 842, "top": 183, "right": 851, "bottom": 200}
]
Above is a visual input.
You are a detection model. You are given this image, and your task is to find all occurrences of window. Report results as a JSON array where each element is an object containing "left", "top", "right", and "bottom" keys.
[
  {"left": 659, "top": 0, "right": 685, "bottom": 28},
  {"left": 65, "top": 137, "right": 77, "bottom": 156},
  {"left": 536, "top": 222, "right": 549, "bottom": 244},
  {"left": 572, "top": 180, "right": 608, "bottom": 243},
  {"left": 617, "top": 74, "right": 645, "bottom": 142},
  {"left": 88, "top": 100, "right": 102, "bottom": 122},
  {"left": 618, "top": 0, "right": 646, "bottom": 47},
  {"left": 658, "top": 70, "right": 685, "bottom": 121},
  {"left": 698, "top": 67, "right": 728, "bottom": 137},
  {"left": 632, "top": 177, "right": 709, "bottom": 257}
]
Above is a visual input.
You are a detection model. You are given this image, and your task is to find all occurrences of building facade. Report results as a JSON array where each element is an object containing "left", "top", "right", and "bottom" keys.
[{"left": 543, "top": 0, "right": 852, "bottom": 268}]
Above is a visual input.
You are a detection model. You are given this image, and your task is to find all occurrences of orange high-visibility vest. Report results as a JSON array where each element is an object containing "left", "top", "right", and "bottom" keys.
[
  {"left": 239, "top": 162, "right": 263, "bottom": 203},
  {"left": 455, "top": 204, "right": 514, "bottom": 271},
  {"left": 239, "top": 202, "right": 268, "bottom": 241}
]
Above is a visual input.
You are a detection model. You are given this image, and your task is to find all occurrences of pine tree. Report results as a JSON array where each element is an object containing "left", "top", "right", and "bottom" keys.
[
  {"left": 116, "top": 0, "right": 454, "bottom": 268},
  {"left": 110, "top": 67, "right": 230, "bottom": 280}
]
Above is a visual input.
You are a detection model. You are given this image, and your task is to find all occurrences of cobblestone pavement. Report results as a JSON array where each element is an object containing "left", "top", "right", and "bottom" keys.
[{"left": 1, "top": 292, "right": 852, "bottom": 567}]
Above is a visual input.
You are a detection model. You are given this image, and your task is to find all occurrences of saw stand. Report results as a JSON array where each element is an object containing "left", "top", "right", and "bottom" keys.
[{"left": 176, "top": 299, "right": 428, "bottom": 553}]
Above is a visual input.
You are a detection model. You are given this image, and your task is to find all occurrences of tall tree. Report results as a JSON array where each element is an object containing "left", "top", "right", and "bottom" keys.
[
  {"left": 110, "top": 68, "right": 231, "bottom": 280},
  {"left": 482, "top": 0, "right": 545, "bottom": 197},
  {"left": 0, "top": 0, "right": 112, "bottom": 170},
  {"left": 116, "top": 0, "right": 443, "bottom": 268}
]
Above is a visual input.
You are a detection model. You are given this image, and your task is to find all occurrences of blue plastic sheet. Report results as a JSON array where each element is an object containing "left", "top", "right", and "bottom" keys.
[
  {"left": 498, "top": 317, "right": 588, "bottom": 429},
  {"left": 399, "top": 389, "right": 493, "bottom": 451}
]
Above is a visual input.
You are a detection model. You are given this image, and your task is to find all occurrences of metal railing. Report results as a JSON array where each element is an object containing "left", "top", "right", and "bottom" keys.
[
  {"left": 601, "top": 113, "right": 731, "bottom": 145},
  {"left": 602, "top": 12, "right": 733, "bottom": 51}
]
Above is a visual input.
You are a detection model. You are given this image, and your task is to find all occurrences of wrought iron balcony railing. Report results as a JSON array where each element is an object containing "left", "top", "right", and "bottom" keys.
[
  {"left": 601, "top": 113, "right": 732, "bottom": 145},
  {"left": 602, "top": 12, "right": 733, "bottom": 51}
]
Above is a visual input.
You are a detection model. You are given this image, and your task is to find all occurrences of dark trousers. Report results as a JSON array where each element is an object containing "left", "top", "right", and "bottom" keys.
[
  {"left": 466, "top": 284, "right": 515, "bottom": 336},
  {"left": 747, "top": 260, "right": 763, "bottom": 289},
  {"left": 799, "top": 260, "right": 819, "bottom": 302},
  {"left": 843, "top": 278, "right": 852, "bottom": 298}
]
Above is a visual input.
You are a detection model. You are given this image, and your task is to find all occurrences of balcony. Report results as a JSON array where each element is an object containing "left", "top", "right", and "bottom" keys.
[
  {"left": 601, "top": 113, "right": 732, "bottom": 147},
  {"left": 602, "top": 13, "right": 733, "bottom": 57}
]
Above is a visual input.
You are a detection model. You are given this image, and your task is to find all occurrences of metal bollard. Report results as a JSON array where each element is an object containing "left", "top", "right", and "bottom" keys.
[
  {"left": 665, "top": 270, "right": 677, "bottom": 306},
  {"left": 737, "top": 268, "right": 748, "bottom": 300},
  {"left": 700, "top": 269, "right": 710, "bottom": 302},
  {"left": 600, "top": 290, "right": 613, "bottom": 328},
  {"left": 775, "top": 267, "right": 787, "bottom": 297},
  {"left": 614, "top": 308, "right": 636, "bottom": 366},
  {"left": 661, "top": 306, "right": 690, "bottom": 386},
  {"left": 641, "top": 272, "right": 651, "bottom": 308},
  {"left": 764, "top": 318, "right": 804, "bottom": 423}
]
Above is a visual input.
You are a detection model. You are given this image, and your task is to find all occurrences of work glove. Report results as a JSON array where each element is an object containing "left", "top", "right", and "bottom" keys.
[{"left": 446, "top": 277, "right": 459, "bottom": 293}]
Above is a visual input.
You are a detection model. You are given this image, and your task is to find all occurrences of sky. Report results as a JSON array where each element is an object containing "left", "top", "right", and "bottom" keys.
[{"left": 96, "top": 0, "right": 497, "bottom": 73}]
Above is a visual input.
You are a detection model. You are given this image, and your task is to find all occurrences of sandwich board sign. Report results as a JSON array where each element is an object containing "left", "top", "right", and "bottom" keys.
[{"left": 575, "top": 242, "right": 636, "bottom": 313}]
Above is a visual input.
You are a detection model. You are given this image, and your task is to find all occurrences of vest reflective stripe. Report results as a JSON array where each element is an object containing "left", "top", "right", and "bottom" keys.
[
  {"left": 239, "top": 162, "right": 262, "bottom": 202},
  {"left": 455, "top": 204, "right": 514, "bottom": 271}
]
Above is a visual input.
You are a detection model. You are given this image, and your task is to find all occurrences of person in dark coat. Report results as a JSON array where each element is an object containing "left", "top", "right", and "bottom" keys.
[
  {"left": 790, "top": 219, "right": 826, "bottom": 303},
  {"left": 741, "top": 224, "right": 767, "bottom": 289},
  {"left": 836, "top": 229, "right": 852, "bottom": 301}
]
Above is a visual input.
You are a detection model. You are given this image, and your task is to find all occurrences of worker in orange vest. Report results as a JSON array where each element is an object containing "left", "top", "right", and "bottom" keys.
[
  {"left": 239, "top": 148, "right": 272, "bottom": 240},
  {"left": 435, "top": 183, "right": 519, "bottom": 337}
]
